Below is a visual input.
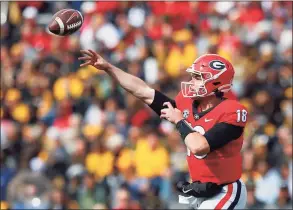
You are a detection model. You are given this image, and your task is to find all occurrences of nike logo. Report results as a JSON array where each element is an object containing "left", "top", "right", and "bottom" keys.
[
  {"left": 182, "top": 188, "right": 192, "bottom": 193},
  {"left": 204, "top": 118, "right": 213, "bottom": 122}
]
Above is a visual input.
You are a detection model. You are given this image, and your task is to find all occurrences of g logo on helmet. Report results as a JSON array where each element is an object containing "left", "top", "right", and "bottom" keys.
[{"left": 209, "top": 60, "right": 226, "bottom": 71}]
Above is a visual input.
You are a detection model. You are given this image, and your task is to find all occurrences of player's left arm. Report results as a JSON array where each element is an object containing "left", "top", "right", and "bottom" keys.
[
  {"left": 177, "top": 105, "right": 248, "bottom": 156},
  {"left": 176, "top": 121, "right": 212, "bottom": 156}
]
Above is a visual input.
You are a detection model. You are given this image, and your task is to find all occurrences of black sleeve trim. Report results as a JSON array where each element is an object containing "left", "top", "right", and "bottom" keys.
[
  {"left": 148, "top": 90, "right": 176, "bottom": 116},
  {"left": 203, "top": 123, "right": 244, "bottom": 152}
]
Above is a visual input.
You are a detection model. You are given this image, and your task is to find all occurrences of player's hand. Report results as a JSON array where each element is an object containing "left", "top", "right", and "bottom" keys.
[
  {"left": 160, "top": 102, "right": 183, "bottom": 124},
  {"left": 78, "top": 49, "right": 111, "bottom": 71}
]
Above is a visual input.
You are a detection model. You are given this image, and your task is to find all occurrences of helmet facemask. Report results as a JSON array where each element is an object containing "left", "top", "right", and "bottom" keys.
[{"left": 181, "top": 65, "right": 230, "bottom": 98}]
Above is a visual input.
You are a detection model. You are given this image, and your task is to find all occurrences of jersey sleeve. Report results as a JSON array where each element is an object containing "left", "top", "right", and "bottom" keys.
[
  {"left": 218, "top": 101, "right": 248, "bottom": 127},
  {"left": 204, "top": 123, "right": 244, "bottom": 152}
]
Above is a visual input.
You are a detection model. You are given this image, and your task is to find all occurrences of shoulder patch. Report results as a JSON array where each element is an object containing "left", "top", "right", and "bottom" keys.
[{"left": 183, "top": 109, "right": 190, "bottom": 119}]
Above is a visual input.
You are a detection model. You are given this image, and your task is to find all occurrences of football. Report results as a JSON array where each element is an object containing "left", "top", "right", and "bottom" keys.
[{"left": 48, "top": 9, "right": 83, "bottom": 36}]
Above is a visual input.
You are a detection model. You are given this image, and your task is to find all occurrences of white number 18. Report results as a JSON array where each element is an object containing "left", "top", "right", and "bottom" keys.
[{"left": 236, "top": 109, "right": 247, "bottom": 122}]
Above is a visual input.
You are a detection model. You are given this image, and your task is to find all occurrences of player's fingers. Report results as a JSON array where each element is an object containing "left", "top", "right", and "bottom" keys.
[
  {"left": 80, "top": 61, "right": 91, "bottom": 67},
  {"left": 88, "top": 49, "right": 100, "bottom": 58},
  {"left": 94, "top": 59, "right": 103, "bottom": 66},
  {"left": 163, "top": 102, "right": 173, "bottom": 109},
  {"left": 78, "top": 56, "right": 91, "bottom": 60},
  {"left": 160, "top": 108, "right": 168, "bottom": 114},
  {"left": 80, "top": 50, "right": 93, "bottom": 57}
]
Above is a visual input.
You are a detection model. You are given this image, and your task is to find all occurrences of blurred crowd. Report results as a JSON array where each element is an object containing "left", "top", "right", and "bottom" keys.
[{"left": 1, "top": 1, "right": 292, "bottom": 210}]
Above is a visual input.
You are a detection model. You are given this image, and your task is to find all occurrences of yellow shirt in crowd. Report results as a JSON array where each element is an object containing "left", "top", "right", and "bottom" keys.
[
  {"left": 134, "top": 139, "right": 169, "bottom": 178},
  {"left": 85, "top": 151, "right": 114, "bottom": 180}
]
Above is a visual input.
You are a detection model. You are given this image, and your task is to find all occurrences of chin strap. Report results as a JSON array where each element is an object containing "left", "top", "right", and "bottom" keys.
[{"left": 214, "top": 89, "right": 224, "bottom": 99}]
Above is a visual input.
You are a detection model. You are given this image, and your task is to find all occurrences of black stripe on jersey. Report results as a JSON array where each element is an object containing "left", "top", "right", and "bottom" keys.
[
  {"left": 203, "top": 123, "right": 244, "bottom": 152},
  {"left": 148, "top": 90, "right": 176, "bottom": 116},
  {"left": 227, "top": 180, "right": 242, "bottom": 210}
]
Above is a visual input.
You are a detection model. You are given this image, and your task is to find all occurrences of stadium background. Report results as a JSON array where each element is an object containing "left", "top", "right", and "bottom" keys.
[{"left": 0, "top": 1, "right": 292, "bottom": 209}]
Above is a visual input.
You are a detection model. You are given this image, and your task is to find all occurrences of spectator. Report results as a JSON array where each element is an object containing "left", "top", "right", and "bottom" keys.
[
  {"left": 254, "top": 160, "right": 282, "bottom": 205},
  {"left": 134, "top": 130, "right": 169, "bottom": 182},
  {"left": 77, "top": 173, "right": 109, "bottom": 209},
  {"left": 0, "top": 151, "right": 16, "bottom": 201},
  {"left": 50, "top": 188, "right": 67, "bottom": 210},
  {"left": 123, "top": 165, "right": 149, "bottom": 202},
  {"left": 113, "top": 187, "right": 140, "bottom": 210},
  {"left": 245, "top": 181, "right": 264, "bottom": 209},
  {"left": 85, "top": 140, "right": 114, "bottom": 181}
]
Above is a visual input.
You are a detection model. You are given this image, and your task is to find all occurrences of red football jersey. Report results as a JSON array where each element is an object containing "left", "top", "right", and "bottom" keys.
[{"left": 175, "top": 92, "right": 248, "bottom": 185}]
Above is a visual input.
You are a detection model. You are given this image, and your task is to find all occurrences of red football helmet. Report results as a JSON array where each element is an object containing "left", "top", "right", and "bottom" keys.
[{"left": 181, "top": 54, "right": 235, "bottom": 98}]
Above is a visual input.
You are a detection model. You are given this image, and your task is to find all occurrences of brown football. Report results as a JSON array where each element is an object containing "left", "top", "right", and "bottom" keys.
[{"left": 48, "top": 9, "right": 83, "bottom": 36}]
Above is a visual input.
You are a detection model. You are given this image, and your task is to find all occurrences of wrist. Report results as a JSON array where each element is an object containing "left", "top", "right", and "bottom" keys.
[
  {"left": 175, "top": 118, "right": 184, "bottom": 124},
  {"left": 104, "top": 63, "right": 113, "bottom": 72}
]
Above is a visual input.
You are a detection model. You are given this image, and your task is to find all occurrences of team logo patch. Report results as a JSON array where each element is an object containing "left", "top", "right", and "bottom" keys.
[
  {"left": 209, "top": 60, "right": 226, "bottom": 71},
  {"left": 183, "top": 109, "right": 190, "bottom": 119}
]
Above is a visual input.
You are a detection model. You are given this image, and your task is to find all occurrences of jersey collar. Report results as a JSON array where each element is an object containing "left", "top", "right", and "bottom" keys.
[{"left": 192, "top": 98, "right": 227, "bottom": 120}]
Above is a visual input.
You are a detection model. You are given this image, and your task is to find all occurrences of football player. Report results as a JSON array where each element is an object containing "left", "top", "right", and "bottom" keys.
[{"left": 79, "top": 50, "right": 248, "bottom": 209}]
